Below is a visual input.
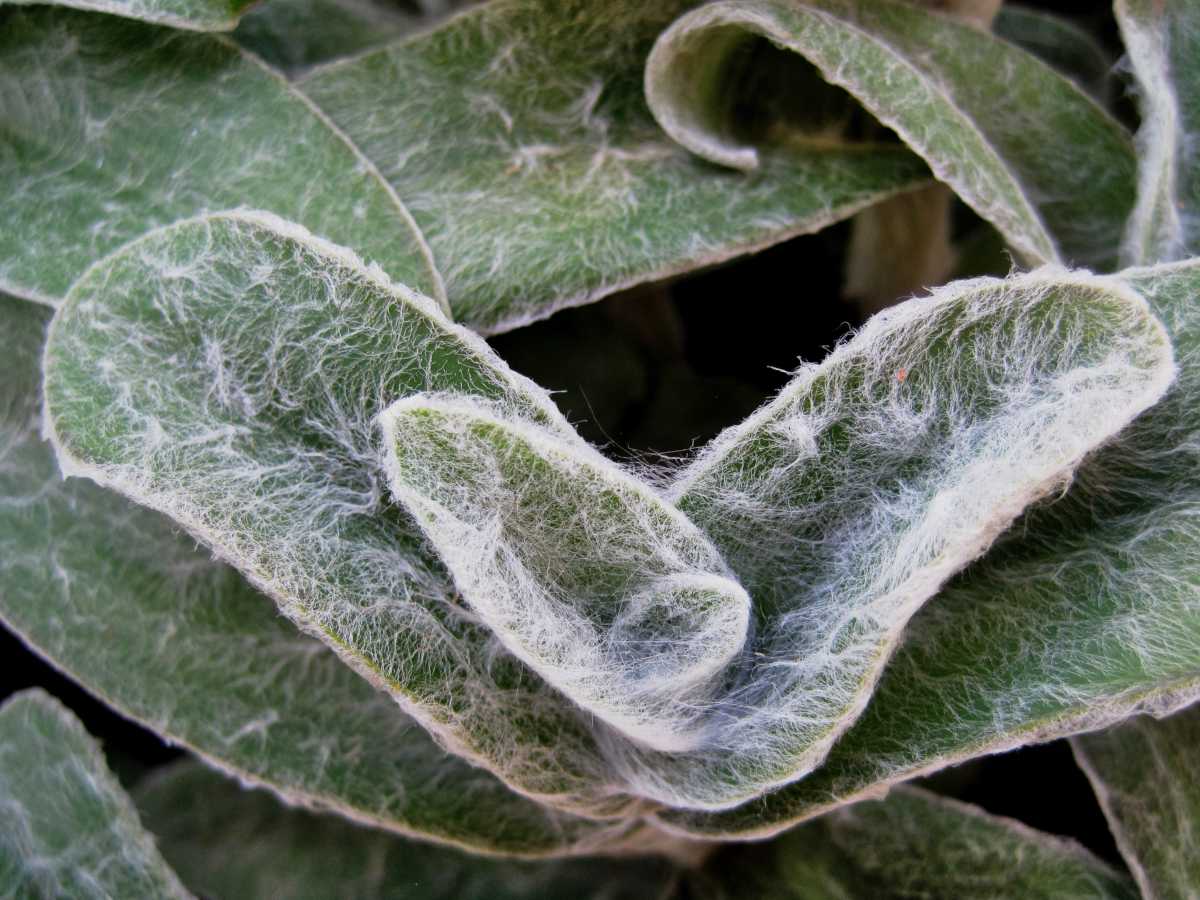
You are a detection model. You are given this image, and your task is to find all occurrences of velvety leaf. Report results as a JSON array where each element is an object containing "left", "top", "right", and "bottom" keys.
[
  {"left": 1, "top": 0, "right": 253, "bottom": 30},
  {"left": 0, "top": 291, "right": 638, "bottom": 857},
  {"left": 0, "top": 7, "right": 443, "bottom": 312},
  {"left": 688, "top": 786, "right": 1136, "bottom": 900},
  {"left": 0, "top": 690, "right": 192, "bottom": 900},
  {"left": 1115, "top": 0, "right": 1200, "bottom": 266},
  {"left": 1073, "top": 703, "right": 1200, "bottom": 900},
  {"left": 615, "top": 267, "right": 1174, "bottom": 810},
  {"left": 381, "top": 394, "right": 751, "bottom": 754},
  {"left": 994, "top": 6, "right": 1114, "bottom": 103},
  {"left": 232, "top": 0, "right": 478, "bottom": 76},
  {"left": 646, "top": 0, "right": 1136, "bottom": 270},
  {"left": 134, "top": 762, "right": 683, "bottom": 900},
  {"left": 658, "top": 258, "right": 1200, "bottom": 839},
  {"left": 39, "top": 210, "right": 640, "bottom": 817},
  {"left": 298, "top": 0, "right": 931, "bottom": 333}
]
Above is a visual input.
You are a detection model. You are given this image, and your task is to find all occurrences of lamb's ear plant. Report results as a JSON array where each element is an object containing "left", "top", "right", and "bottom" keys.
[{"left": 3, "top": 0, "right": 1200, "bottom": 897}]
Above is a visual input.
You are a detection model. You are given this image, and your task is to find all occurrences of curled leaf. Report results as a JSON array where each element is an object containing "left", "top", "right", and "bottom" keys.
[{"left": 646, "top": 0, "right": 1136, "bottom": 269}]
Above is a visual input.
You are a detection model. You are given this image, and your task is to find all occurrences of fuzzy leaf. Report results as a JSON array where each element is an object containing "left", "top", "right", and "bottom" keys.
[
  {"left": 646, "top": 0, "right": 1136, "bottom": 270},
  {"left": 381, "top": 394, "right": 751, "bottom": 754},
  {"left": 39, "top": 209, "right": 638, "bottom": 817},
  {"left": 1116, "top": 0, "right": 1200, "bottom": 266},
  {"left": 232, "top": 0, "right": 478, "bottom": 76},
  {"left": 0, "top": 690, "right": 192, "bottom": 899},
  {"left": 603, "top": 267, "right": 1175, "bottom": 811},
  {"left": 688, "top": 786, "right": 1136, "bottom": 900},
  {"left": 134, "top": 762, "right": 683, "bottom": 900},
  {"left": 658, "top": 258, "right": 1200, "bottom": 840},
  {"left": 297, "top": 0, "right": 931, "bottom": 333},
  {"left": 0, "top": 7, "right": 443, "bottom": 312},
  {"left": 1073, "top": 703, "right": 1200, "bottom": 900},
  {"left": 0, "top": 291, "right": 636, "bottom": 857},
  {"left": 994, "top": 6, "right": 1114, "bottom": 103},
  {"left": 1, "top": 0, "right": 253, "bottom": 30}
]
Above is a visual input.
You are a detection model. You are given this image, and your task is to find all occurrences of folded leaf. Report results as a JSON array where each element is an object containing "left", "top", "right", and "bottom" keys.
[
  {"left": 659, "top": 258, "right": 1200, "bottom": 839},
  {"left": 688, "top": 785, "right": 1136, "bottom": 900},
  {"left": 297, "top": 0, "right": 930, "bottom": 333},
  {"left": 646, "top": 0, "right": 1136, "bottom": 270},
  {"left": 1073, "top": 703, "right": 1200, "bottom": 900},
  {"left": 1116, "top": 0, "right": 1200, "bottom": 266},
  {"left": 232, "top": 0, "right": 478, "bottom": 75},
  {"left": 1, "top": 0, "right": 253, "bottom": 30},
  {"left": 40, "top": 210, "right": 637, "bottom": 817},
  {"left": 0, "top": 690, "right": 192, "bottom": 899},
  {"left": 605, "top": 267, "right": 1174, "bottom": 810},
  {"left": 0, "top": 291, "right": 634, "bottom": 857},
  {"left": 134, "top": 762, "right": 683, "bottom": 900},
  {"left": 381, "top": 394, "right": 751, "bottom": 753},
  {"left": 0, "top": 8, "right": 443, "bottom": 312}
]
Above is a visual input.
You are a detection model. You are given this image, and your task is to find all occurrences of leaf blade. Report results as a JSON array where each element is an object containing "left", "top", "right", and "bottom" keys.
[
  {"left": 646, "top": 0, "right": 1136, "bottom": 270},
  {"left": 0, "top": 8, "right": 444, "bottom": 313},
  {"left": 0, "top": 690, "right": 192, "bottom": 900},
  {"left": 297, "top": 0, "right": 931, "bottom": 333},
  {"left": 659, "top": 258, "right": 1200, "bottom": 840},
  {"left": 1073, "top": 703, "right": 1200, "bottom": 900}
]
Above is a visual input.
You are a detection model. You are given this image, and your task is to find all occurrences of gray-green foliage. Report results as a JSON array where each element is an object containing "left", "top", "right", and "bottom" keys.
[
  {"left": 4, "top": 0, "right": 1200, "bottom": 896},
  {"left": 0, "top": 690, "right": 191, "bottom": 899},
  {"left": 1074, "top": 704, "right": 1200, "bottom": 900}
]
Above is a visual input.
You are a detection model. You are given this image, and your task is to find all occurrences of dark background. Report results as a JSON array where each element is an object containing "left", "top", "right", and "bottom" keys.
[{"left": 0, "top": 0, "right": 1133, "bottom": 876}]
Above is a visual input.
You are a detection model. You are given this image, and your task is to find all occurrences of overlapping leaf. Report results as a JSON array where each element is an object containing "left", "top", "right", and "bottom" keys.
[
  {"left": 232, "top": 0, "right": 479, "bottom": 76},
  {"left": 658, "top": 259, "right": 1200, "bottom": 839},
  {"left": 646, "top": 0, "right": 1136, "bottom": 270},
  {"left": 688, "top": 786, "right": 1136, "bottom": 900},
  {"left": 0, "top": 690, "right": 192, "bottom": 899},
  {"left": 298, "top": 0, "right": 931, "bottom": 332},
  {"left": 134, "top": 762, "right": 683, "bottom": 900},
  {"left": 0, "top": 7, "right": 443, "bottom": 311},
  {"left": 1, "top": 0, "right": 253, "bottom": 31},
  {"left": 0, "top": 291, "right": 636, "bottom": 857},
  {"left": 43, "top": 206, "right": 1178, "bottom": 817},
  {"left": 1073, "top": 703, "right": 1200, "bottom": 900},
  {"left": 1116, "top": 0, "right": 1200, "bottom": 266}
]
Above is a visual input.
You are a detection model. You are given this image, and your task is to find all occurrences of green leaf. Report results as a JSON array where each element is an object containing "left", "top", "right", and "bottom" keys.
[
  {"left": 688, "top": 786, "right": 1136, "bottom": 900},
  {"left": 0, "top": 7, "right": 443, "bottom": 312},
  {"left": 0, "top": 0, "right": 254, "bottom": 31},
  {"left": 0, "top": 291, "right": 636, "bottom": 857},
  {"left": 43, "top": 210, "right": 1178, "bottom": 817},
  {"left": 619, "top": 266, "right": 1174, "bottom": 811},
  {"left": 658, "top": 258, "right": 1200, "bottom": 840},
  {"left": 40, "top": 209, "right": 637, "bottom": 817},
  {"left": 1073, "top": 703, "right": 1200, "bottom": 900},
  {"left": 994, "top": 6, "right": 1114, "bottom": 104},
  {"left": 232, "top": 0, "right": 477, "bottom": 76},
  {"left": 297, "top": 0, "right": 931, "bottom": 333},
  {"left": 381, "top": 394, "right": 751, "bottom": 754},
  {"left": 134, "top": 762, "right": 683, "bottom": 900},
  {"left": 645, "top": 0, "right": 1136, "bottom": 270},
  {"left": 0, "top": 690, "right": 192, "bottom": 899},
  {"left": 1115, "top": 0, "right": 1200, "bottom": 266}
]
